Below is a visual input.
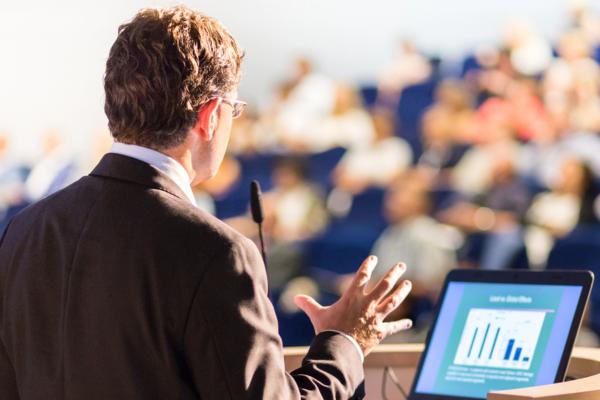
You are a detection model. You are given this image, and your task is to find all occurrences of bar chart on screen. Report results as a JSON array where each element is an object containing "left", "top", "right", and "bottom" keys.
[{"left": 453, "top": 308, "right": 547, "bottom": 370}]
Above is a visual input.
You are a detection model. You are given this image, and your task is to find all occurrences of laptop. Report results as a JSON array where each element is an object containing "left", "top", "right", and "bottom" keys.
[{"left": 409, "top": 269, "right": 594, "bottom": 400}]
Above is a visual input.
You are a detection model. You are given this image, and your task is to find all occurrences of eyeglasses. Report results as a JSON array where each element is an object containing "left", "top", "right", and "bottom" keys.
[{"left": 219, "top": 98, "right": 247, "bottom": 119}]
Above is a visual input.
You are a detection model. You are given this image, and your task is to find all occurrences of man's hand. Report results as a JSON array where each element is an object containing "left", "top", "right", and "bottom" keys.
[{"left": 294, "top": 256, "right": 412, "bottom": 356}]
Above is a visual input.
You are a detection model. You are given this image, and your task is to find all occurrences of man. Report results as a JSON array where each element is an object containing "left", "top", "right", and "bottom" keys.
[
  {"left": 0, "top": 6, "right": 412, "bottom": 399},
  {"left": 372, "top": 174, "right": 456, "bottom": 298}
]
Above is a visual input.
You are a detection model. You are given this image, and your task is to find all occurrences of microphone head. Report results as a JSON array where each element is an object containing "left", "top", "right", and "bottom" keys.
[{"left": 250, "top": 180, "right": 264, "bottom": 224}]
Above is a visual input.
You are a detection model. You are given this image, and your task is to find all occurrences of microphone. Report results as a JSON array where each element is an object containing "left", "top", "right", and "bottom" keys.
[{"left": 250, "top": 180, "right": 268, "bottom": 270}]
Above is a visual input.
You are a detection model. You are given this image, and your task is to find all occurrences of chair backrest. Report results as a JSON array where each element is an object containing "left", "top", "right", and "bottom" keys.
[
  {"left": 396, "top": 79, "right": 438, "bottom": 159},
  {"left": 345, "top": 187, "right": 387, "bottom": 230},
  {"left": 307, "top": 147, "right": 346, "bottom": 191},
  {"left": 547, "top": 229, "right": 600, "bottom": 336}
]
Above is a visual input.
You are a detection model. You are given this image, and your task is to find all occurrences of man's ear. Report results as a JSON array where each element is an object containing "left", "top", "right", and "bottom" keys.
[{"left": 193, "top": 98, "right": 221, "bottom": 141}]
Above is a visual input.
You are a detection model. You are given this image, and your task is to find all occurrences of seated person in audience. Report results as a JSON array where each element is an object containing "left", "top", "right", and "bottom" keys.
[
  {"left": 418, "top": 80, "right": 474, "bottom": 181},
  {"left": 474, "top": 79, "right": 552, "bottom": 144},
  {"left": 271, "top": 57, "right": 337, "bottom": 150},
  {"left": 475, "top": 48, "right": 516, "bottom": 102},
  {"left": 377, "top": 40, "right": 432, "bottom": 109},
  {"left": 263, "top": 158, "right": 329, "bottom": 242},
  {"left": 451, "top": 110, "right": 522, "bottom": 196},
  {"left": 503, "top": 19, "right": 553, "bottom": 77},
  {"left": 526, "top": 158, "right": 598, "bottom": 265},
  {"left": 371, "top": 173, "right": 457, "bottom": 308},
  {"left": 261, "top": 158, "right": 329, "bottom": 289},
  {"left": 517, "top": 110, "right": 568, "bottom": 189},
  {"left": 440, "top": 155, "right": 531, "bottom": 270},
  {"left": 299, "top": 83, "right": 374, "bottom": 152},
  {"left": 544, "top": 29, "right": 600, "bottom": 116},
  {"left": 332, "top": 109, "right": 412, "bottom": 194}
]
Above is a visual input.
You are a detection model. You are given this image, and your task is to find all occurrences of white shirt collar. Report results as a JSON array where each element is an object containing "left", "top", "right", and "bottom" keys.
[{"left": 109, "top": 142, "right": 197, "bottom": 206}]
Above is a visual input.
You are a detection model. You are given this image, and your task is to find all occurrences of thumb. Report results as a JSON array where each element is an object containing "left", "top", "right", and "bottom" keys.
[{"left": 294, "top": 294, "right": 323, "bottom": 324}]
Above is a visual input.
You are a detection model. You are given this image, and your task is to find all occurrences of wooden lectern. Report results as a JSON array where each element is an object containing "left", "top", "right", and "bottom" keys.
[{"left": 283, "top": 344, "right": 600, "bottom": 399}]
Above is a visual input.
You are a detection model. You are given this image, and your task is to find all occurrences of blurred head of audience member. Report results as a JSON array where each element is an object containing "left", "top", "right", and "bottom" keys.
[
  {"left": 332, "top": 109, "right": 412, "bottom": 194},
  {"left": 419, "top": 81, "right": 474, "bottom": 179},
  {"left": 272, "top": 57, "right": 336, "bottom": 151},
  {"left": 371, "top": 173, "right": 457, "bottom": 308},
  {"left": 297, "top": 83, "right": 375, "bottom": 152},
  {"left": 263, "top": 157, "right": 328, "bottom": 242},
  {"left": 442, "top": 155, "right": 531, "bottom": 270},
  {"left": 377, "top": 39, "right": 432, "bottom": 109},
  {"left": 526, "top": 158, "right": 599, "bottom": 265},
  {"left": 503, "top": 19, "right": 553, "bottom": 77}
]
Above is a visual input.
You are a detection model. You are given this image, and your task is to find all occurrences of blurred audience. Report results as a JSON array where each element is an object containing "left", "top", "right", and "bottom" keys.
[
  {"left": 303, "top": 84, "right": 375, "bottom": 151},
  {"left": 265, "top": 158, "right": 328, "bottom": 289},
  {"left": 377, "top": 40, "right": 432, "bottom": 109},
  {"left": 332, "top": 109, "right": 412, "bottom": 194},
  {"left": 418, "top": 80, "right": 474, "bottom": 181},
  {"left": 5, "top": 3, "right": 600, "bottom": 344},
  {"left": 441, "top": 156, "right": 531, "bottom": 270},
  {"left": 24, "top": 131, "right": 77, "bottom": 202},
  {"left": 526, "top": 158, "right": 599, "bottom": 265},
  {"left": 269, "top": 57, "right": 337, "bottom": 151},
  {"left": 264, "top": 158, "right": 329, "bottom": 243},
  {"left": 371, "top": 174, "right": 458, "bottom": 300}
]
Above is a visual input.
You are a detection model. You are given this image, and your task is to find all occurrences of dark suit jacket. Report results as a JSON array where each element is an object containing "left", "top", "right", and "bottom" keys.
[{"left": 0, "top": 154, "right": 363, "bottom": 399}]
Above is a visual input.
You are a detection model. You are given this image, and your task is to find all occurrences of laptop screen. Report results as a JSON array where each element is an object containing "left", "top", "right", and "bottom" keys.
[{"left": 412, "top": 281, "right": 583, "bottom": 399}]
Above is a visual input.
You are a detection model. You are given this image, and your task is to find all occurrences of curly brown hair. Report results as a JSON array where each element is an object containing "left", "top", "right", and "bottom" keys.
[{"left": 104, "top": 5, "right": 243, "bottom": 149}]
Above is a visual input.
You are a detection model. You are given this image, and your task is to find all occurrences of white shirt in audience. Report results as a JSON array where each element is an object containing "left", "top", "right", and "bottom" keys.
[
  {"left": 305, "top": 109, "right": 375, "bottom": 151},
  {"left": 337, "top": 137, "right": 413, "bottom": 186}
]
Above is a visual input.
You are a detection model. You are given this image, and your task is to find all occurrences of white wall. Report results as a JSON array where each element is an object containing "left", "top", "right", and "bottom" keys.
[{"left": 0, "top": 0, "right": 582, "bottom": 157}]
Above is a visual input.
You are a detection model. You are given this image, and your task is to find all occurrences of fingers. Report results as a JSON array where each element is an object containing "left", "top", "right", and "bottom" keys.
[
  {"left": 347, "top": 255, "right": 378, "bottom": 295},
  {"left": 367, "top": 263, "right": 406, "bottom": 302},
  {"left": 382, "top": 319, "right": 413, "bottom": 336},
  {"left": 376, "top": 280, "right": 412, "bottom": 317},
  {"left": 294, "top": 295, "right": 323, "bottom": 328}
]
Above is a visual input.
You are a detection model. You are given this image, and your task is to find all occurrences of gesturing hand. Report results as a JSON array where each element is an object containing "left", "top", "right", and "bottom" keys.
[{"left": 294, "top": 256, "right": 412, "bottom": 356}]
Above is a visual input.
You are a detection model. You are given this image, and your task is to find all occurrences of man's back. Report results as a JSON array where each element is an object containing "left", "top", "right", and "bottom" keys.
[
  {"left": 0, "top": 153, "right": 243, "bottom": 398},
  {"left": 0, "top": 154, "right": 366, "bottom": 400}
]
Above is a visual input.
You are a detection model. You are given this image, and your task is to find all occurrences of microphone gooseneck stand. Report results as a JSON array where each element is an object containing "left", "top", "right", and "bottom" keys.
[{"left": 250, "top": 180, "right": 269, "bottom": 296}]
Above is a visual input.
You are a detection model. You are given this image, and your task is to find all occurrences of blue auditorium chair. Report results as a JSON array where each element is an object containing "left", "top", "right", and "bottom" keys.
[
  {"left": 307, "top": 147, "right": 346, "bottom": 191},
  {"left": 396, "top": 79, "right": 438, "bottom": 159},
  {"left": 460, "top": 54, "right": 481, "bottom": 78},
  {"left": 359, "top": 85, "right": 379, "bottom": 109},
  {"left": 213, "top": 178, "right": 249, "bottom": 219},
  {"left": 304, "top": 188, "right": 387, "bottom": 277},
  {"left": 546, "top": 224, "right": 600, "bottom": 336},
  {"left": 214, "top": 153, "right": 275, "bottom": 219},
  {"left": 237, "top": 153, "right": 276, "bottom": 191}
]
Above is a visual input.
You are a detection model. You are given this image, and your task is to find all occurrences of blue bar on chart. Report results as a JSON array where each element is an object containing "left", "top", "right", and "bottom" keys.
[
  {"left": 468, "top": 328, "right": 479, "bottom": 358},
  {"left": 514, "top": 347, "right": 522, "bottom": 361},
  {"left": 523, "top": 357, "right": 530, "bottom": 362},
  {"left": 504, "top": 339, "right": 515, "bottom": 360},
  {"left": 477, "top": 323, "right": 491, "bottom": 359},
  {"left": 489, "top": 327, "right": 500, "bottom": 359}
]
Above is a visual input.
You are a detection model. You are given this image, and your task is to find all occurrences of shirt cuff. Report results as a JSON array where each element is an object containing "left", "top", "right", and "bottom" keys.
[{"left": 322, "top": 330, "right": 364, "bottom": 363}]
